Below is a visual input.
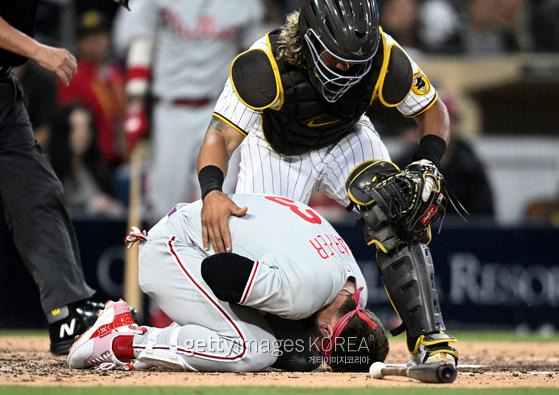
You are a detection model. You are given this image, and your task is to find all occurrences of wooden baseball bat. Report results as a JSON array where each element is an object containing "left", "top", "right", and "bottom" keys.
[
  {"left": 124, "top": 142, "right": 145, "bottom": 313},
  {"left": 371, "top": 362, "right": 457, "bottom": 384}
]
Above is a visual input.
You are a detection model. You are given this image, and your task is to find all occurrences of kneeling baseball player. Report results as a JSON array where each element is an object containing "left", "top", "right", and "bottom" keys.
[{"left": 67, "top": 194, "right": 389, "bottom": 372}]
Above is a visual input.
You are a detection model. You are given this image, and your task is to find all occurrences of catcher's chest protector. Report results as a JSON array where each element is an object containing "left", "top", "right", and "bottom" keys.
[
  {"left": 262, "top": 30, "right": 379, "bottom": 155},
  {"left": 231, "top": 29, "right": 414, "bottom": 156}
]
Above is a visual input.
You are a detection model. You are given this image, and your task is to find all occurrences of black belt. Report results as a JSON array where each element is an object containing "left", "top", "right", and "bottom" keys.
[
  {"left": 153, "top": 96, "right": 213, "bottom": 108},
  {"left": 0, "top": 66, "right": 13, "bottom": 79}
]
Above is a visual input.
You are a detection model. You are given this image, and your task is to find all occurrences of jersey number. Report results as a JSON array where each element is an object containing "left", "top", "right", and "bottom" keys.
[{"left": 265, "top": 196, "right": 322, "bottom": 224}]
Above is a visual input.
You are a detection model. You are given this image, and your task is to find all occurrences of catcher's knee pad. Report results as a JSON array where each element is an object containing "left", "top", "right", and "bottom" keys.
[
  {"left": 360, "top": 205, "right": 399, "bottom": 253},
  {"left": 347, "top": 159, "right": 449, "bottom": 246},
  {"left": 346, "top": 160, "right": 402, "bottom": 252},
  {"left": 346, "top": 160, "right": 401, "bottom": 207},
  {"left": 376, "top": 244, "right": 447, "bottom": 347}
]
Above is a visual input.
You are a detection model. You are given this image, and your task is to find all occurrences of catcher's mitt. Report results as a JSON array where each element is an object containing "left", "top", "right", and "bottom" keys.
[{"left": 347, "top": 159, "right": 459, "bottom": 244}]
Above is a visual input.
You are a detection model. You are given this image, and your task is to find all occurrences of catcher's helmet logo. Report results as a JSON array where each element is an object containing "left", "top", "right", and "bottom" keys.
[
  {"left": 412, "top": 72, "right": 431, "bottom": 96},
  {"left": 353, "top": 47, "right": 366, "bottom": 56}
]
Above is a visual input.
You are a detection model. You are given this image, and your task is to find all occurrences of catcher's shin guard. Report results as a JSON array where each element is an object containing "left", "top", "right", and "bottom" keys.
[
  {"left": 376, "top": 244, "right": 456, "bottom": 357},
  {"left": 377, "top": 244, "right": 445, "bottom": 338},
  {"left": 346, "top": 160, "right": 457, "bottom": 364}
]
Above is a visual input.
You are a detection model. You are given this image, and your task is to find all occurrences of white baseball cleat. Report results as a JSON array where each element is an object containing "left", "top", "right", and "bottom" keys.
[{"left": 67, "top": 300, "right": 145, "bottom": 370}]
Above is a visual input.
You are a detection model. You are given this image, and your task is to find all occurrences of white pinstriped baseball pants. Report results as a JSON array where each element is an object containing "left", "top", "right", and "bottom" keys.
[{"left": 235, "top": 115, "right": 391, "bottom": 204}]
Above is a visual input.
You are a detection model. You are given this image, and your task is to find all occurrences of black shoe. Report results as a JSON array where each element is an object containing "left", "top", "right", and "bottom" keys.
[
  {"left": 48, "top": 300, "right": 101, "bottom": 355},
  {"left": 48, "top": 300, "right": 143, "bottom": 355}
]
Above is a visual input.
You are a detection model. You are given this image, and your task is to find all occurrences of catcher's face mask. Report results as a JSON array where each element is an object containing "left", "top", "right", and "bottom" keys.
[{"left": 304, "top": 29, "right": 376, "bottom": 103}]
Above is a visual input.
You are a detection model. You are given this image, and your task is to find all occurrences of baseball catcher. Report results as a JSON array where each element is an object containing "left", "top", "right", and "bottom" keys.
[
  {"left": 197, "top": 0, "right": 452, "bottom": 257},
  {"left": 68, "top": 194, "right": 388, "bottom": 372},
  {"left": 346, "top": 159, "right": 462, "bottom": 366},
  {"left": 193, "top": 0, "right": 460, "bottom": 366}
]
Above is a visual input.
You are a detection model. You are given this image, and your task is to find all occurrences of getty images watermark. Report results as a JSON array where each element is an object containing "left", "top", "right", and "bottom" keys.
[{"left": 180, "top": 336, "right": 373, "bottom": 364}]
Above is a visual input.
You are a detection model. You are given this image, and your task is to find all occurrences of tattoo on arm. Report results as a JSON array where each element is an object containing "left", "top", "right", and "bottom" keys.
[
  {"left": 209, "top": 116, "right": 228, "bottom": 132},
  {"left": 203, "top": 115, "right": 244, "bottom": 156}
]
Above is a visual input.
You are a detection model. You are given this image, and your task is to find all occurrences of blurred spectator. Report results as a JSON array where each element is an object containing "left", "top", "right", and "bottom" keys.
[
  {"left": 438, "top": 137, "right": 495, "bottom": 217},
  {"left": 58, "top": 9, "right": 126, "bottom": 167},
  {"left": 12, "top": 63, "right": 57, "bottom": 150},
  {"left": 262, "top": 0, "right": 287, "bottom": 26},
  {"left": 495, "top": 0, "right": 532, "bottom": 52},
  {"left": 274, "top": 0, "right": 302, "bottom": 15},
  {"left": 380, "top": 0, "right": 422, "bottom": 51},
  {"left": 114, "top": 0, "right": 267, "bottom": 219},
  {"left": 377, "top": 0, "right": 559, "bottom": 55},
  {"left": 50, "top": 103, "right": 125, "bottom": 219},
  {"left": 553, "top": 192, "right": 559, "bottom": 226},
  {"left": 397, "top": 132, "right": 495, "bottom": 218},
  {"left": 525, "top": 184, "right": 559, "bottom": 225},
  {"left": 531, "top": 0, "right": 559, "bottom": 51},
  {"left": 525, "top": 198, "right": 556, "bottom": 224},
  {"left": 461, "top": 0, "right": 506, "bottom": 56},
  {"left": 418, "top": 0, "right": 462, "bottom": 54}
]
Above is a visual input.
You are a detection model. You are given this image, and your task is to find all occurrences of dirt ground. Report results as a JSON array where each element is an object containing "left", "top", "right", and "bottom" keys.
[{"left": 0, "top": 336, "right": 558, "bottom": 388}]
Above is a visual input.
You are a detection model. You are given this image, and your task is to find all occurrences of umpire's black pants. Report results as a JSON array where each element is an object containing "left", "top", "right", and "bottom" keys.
[{"left": 0, "top": 73, "right": 94, "bottom": 314}]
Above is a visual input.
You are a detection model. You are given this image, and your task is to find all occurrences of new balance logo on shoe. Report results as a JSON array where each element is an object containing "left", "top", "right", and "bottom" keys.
[{"left": 60, "top": 318, "right": 76, "bottom": 338}]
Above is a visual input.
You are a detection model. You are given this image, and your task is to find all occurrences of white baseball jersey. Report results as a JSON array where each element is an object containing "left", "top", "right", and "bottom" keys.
[
  {"left": 114, "top": 0, "right": 267, "bottom": 218},
  {"left": 134, "top": 194, "right": 367, "bottom": 371},
  {"left": 116, "top": 0, "right": 266, "bottom": 99},
  {"left": 175, "top": 194, "right": 366, "bottom": 317},
  {"left": 212, "top": 30, "right": 438, "bottom": 205}
]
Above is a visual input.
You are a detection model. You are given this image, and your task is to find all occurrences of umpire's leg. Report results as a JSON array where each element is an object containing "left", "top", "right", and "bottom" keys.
[{"left": 0, "top": 74, "right": 94, "bottom": 314}]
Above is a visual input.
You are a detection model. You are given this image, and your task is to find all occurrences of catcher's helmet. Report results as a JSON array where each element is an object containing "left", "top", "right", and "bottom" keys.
[{"left": 298, "top": 0, "right": 381, "bottom": 102}]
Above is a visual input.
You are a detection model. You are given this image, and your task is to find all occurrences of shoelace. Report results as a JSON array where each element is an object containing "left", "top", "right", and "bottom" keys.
[
  {"left": 91, "top": 324, "right": 146, "bottom": 372},
  {"left": 89, "top": 351, "right": 120, "bottom": 370},
  {"left": 125, "top": 227, "right": 148, "bottom": 248},
  {"left": 97, "top": 362, "right": 134, "bottom": 372}
]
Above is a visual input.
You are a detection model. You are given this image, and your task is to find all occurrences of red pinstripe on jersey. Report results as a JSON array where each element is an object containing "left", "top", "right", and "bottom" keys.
[{"left": 239, "top": 261, "right": 260, "bottom": 305}]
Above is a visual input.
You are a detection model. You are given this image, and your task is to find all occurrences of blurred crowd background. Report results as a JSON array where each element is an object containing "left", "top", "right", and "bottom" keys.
[{"left": 17, "top": 0, "right": 559, "bottom": 226}]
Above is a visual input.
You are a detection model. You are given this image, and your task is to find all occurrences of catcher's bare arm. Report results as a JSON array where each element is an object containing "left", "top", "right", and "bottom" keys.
[
  {"left": 198, "top": 117, "right": 244, "bottom": 171},
  {"left": 197, "top": 116, "right": 246, "bottom": 253},
  {"left": 413, "top": 99, "right": 450, "bottom": 145},
  {"left": 410, "top": 99, "right": 451, "bottom": 167}
]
